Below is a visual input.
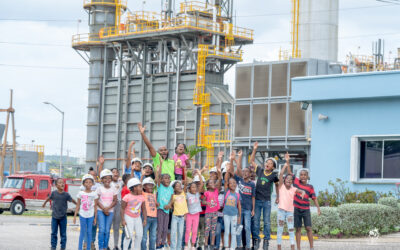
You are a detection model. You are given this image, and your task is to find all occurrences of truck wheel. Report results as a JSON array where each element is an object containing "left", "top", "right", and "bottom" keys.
[
  {"left": 10, "top": 200, "right": 24, "bottom": 215},
  {"left": 0, "top": 209, "right": 3, "bottom": 214}
]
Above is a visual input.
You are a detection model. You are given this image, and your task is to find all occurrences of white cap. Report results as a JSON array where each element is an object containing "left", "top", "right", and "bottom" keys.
[
  {"left": 193, "top": 175, "right": 205, "bottom": 182},
  {"left": 265, "top": 157, "right": 277, "bottom": 168},
  {"left": 100, "top": 169, "right": 113, "bottom": 179},
  {"left": 143, "top": 163, "right": 153, "bottom": 170},
  {"left": 127, "top": 178, "right": 141, "bottom": 189},
  {"left": 209, "top": 167, "right": 218, "bottom": 173},
  {"left": 170, "top": 180, "right": 181, "bottom": 188},
  {"left": 82, "top": 174, "right": 94, "bottom": 184},
  {"left": 142, "top": 177, "right": 155, "bottom": 186},
  {"left": 131, "top": 157, "right": 143, "bottom": 165}
]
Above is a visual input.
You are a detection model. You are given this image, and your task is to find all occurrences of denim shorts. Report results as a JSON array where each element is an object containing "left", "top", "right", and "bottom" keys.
[{"left": 294, "top": 207, "right": 312, "bottom": 228}]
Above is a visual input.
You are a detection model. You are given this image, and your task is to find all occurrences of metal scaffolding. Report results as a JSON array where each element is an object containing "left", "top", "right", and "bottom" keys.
[{"left": 72, "top": 0, "right": 253, "bottom": 169}]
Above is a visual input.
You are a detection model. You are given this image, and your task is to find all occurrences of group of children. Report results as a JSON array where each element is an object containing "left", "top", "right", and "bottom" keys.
[{"left": 44, "top": 123, "right": 321, "bottom": 250}]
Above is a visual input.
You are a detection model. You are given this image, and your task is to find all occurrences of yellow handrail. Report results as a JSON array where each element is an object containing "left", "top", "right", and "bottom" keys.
[
  {"left": 99, "top": 15, "right": 253, "bottom": 41},
  {"left": 179, "top": 1, "right": 222, "bottom": 16},
  {"left": 83, "top": 0, "right": 127, "bottom": 9},
  {"left": 72, "top": 33, "right": 104, "bottom": 47}
]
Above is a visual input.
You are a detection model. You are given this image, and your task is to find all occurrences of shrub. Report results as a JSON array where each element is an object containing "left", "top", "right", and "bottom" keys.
[
  {"left": 317, "top": 190, "right": 339, "bottom": 207},
  {"left": 337, "top": 203, "right": 398, "bottom": 235},
  {"left": 378, "top": 196, "right": 398, "bottom": 208},
  {"left": 357, "top": 190, "right": 377, "bottom": 203},
  {"left": 312, "top": 207, "right": 340, "bottom": 236}
]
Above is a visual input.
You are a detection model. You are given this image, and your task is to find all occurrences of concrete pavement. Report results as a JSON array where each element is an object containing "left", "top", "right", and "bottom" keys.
[{"left": 0, "top": 215, "right": 399, "bottom": 250}]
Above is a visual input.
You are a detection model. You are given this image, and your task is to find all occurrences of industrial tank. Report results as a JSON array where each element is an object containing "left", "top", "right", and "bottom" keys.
[{"left": 298, "top": 0, "right": 339, "bottom": 62}]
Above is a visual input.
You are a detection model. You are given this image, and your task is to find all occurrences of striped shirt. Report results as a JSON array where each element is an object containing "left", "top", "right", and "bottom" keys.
[{"left": 293, "top": 176, "right": 316, "bottom": 210}]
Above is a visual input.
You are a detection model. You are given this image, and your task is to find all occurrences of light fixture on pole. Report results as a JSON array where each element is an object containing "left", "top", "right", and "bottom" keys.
[{"left": 44, "top": 102, "right": 64, "bottom": 177}]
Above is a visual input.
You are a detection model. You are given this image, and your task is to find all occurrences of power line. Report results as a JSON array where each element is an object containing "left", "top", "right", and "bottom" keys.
[
  {"left": 0, "top": 64, "right": 87, "bottom": 70},
  {"left": 236, "top": 3, "right": 400, "bottom": 18},
  {"left": 0, "top": 18, "right": 86, "bottom": 22},
  {"left": 252, "top": 32, "right": 400, "bottom": 45},
  {"left": 0, "top": 41, "right": 69, "bottom": 47}
]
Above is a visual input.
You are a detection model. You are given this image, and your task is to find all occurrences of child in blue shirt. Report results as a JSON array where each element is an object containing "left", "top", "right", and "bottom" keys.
[{"left": 223, "top": 176, "right": 241, "bottom": 249}]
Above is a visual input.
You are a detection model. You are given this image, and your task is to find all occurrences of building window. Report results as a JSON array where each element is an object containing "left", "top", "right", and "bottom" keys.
[
  {"left": 351, "top": 136, "right": 400, "bottom": 183},
  {"left": 39, "top": 180, "right": 49, "bottom": 190}
]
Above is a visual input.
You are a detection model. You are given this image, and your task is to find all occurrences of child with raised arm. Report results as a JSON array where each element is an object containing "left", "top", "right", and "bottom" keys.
[
  {"left": 97, "top": 169, "right": 118, "bottom": 250},
  {"left": 285, "top": 153, "right": 321, "bottom": 250},
  {"left": 230, "top": 150, "right": 256, "bottom": 250},
  {"left": 42, "top": 178, "right": 76, "bottom": 250},
  {"left": 155, "top": 155, "right": 174, "bottom": 249},
  {"left": 73, "top": 174, "right": 98, "bottom": 250},
  {"left": 251, "top": 142, "right": 280, "bottom": 250},
  {"left": 277, "top": 153, "right": 306, "bottom": 250},
  {"left": 185, "top": 170, "right": 203, "bottom": 249},
  {"left": 202, "top": 160, "right": 222, "bottom": 249},
  {"left": 121, "top": 178, "right": 147, "bottom": 250},
  {"left": 223, "top": 166, "right": 241, "bottom": 250}
]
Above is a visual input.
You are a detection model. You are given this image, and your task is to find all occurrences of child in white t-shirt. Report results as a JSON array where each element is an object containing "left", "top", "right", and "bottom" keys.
[{"left": 74, "top": 174, "right": 99, "bottom": 250}]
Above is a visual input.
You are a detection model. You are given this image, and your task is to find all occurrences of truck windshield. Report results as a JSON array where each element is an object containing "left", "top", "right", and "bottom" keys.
[{"left": 4, "top": 178, "right": 24, "bottom": 189}]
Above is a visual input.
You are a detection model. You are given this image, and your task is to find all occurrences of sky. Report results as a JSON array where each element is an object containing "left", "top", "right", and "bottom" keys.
[{"left": 0, "top": 0, "right": 399, "bottom": 158}]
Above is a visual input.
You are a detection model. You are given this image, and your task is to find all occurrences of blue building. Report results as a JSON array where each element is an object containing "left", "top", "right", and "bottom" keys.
[{"left": 291, "top": 71, "right": 400, "bottom": 193}]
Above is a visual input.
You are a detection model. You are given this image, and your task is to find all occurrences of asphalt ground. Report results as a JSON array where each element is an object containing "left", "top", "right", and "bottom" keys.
[{"left": 1, "top": 215, "right": 400, "bottom": 250}]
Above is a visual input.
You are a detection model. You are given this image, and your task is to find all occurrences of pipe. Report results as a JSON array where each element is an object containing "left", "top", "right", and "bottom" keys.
[{"left": 174, "top": 48, "right": 183, "bottom": 147}]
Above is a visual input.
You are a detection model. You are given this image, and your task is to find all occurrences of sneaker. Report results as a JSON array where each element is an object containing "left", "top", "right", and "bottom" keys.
[
  {"left": 262, "top": 239, "right": 269, "bottom": 250},
  {"left": 113, "top": 247, "right": 120, "bottom": 250}
]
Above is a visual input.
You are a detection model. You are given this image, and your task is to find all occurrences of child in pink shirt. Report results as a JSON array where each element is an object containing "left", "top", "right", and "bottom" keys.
[
  {"left": 202, "top": 166, "right": 222, "bottom": 249},
  {"left": 172, "top": 143, "right": 190, "bottom": 180},
  {"left": 277, "top": 154, "right": 305, "bottom": 250}
]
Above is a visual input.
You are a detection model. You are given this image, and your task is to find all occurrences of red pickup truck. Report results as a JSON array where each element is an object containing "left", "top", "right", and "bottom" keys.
[{"left": 0, "top": 173, "right": 80, "bottom": 215}]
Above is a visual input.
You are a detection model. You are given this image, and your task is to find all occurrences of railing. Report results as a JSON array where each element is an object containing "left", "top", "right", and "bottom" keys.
[
  {"left": 83, "top": 0, "right": 127, "bottom": 8},
  {"left": 126, "top": 11, "right": 161, "bottom": 24},
  {"left": 207, "top": 45, "right": 243, "bottom": 61},
  {"left": 179, "top": 1, "right": 222, "bottom": 16},
  {"left": 211, "top": 129, "right": 230, "bottom": 144},
  {"left": 100, "top": 15, "right": 254, "bottom": 41},
  {"left": 17, "top": 144, "right": 45, "bottom": 163},
  {"left": 72, "top": 33, "right": 104, "bottom": 47}
]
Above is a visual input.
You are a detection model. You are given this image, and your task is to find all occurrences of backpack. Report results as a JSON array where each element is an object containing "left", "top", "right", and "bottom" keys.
[{"left": 223, "top": 190, "right": 240, "bottom": 207}]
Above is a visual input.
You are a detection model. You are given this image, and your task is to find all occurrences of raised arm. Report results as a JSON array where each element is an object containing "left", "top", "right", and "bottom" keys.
[
  {"left": 249, "top": 141, "right": 258, "bottom": 164},
  {"left": 127, "top": 141, "right": 135, "bottom": 163},
  {"left": 97, "top": 155, "right": 105, "bottom": 174},
  {"left": 279, "top": 163, "right": 287, "bottom": 189},
  {"left": 236, "top": 150, "right": 243, "bottom": 177},
  {"left": 155, "top": 155, "right": 163, "bottom": 186},
  {"left": 138, "top": 122, "right": 157, "bottom": 158},
  {"left": 284, "top": 152, "right": 293, "bottom": 175},
  {"left": 197, "top": 170, "right": 205, "bottom": 193}
]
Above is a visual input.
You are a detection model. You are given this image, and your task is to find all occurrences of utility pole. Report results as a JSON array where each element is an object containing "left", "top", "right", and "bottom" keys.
[{"left": 0, "top": 90, "right": 17, "bottom": 187}]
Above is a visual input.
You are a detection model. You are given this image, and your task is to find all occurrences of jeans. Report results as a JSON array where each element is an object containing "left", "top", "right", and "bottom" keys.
[
  {"left": 97, "top": 210, "right": 114, "bottom": 249},
  {"left": 51, "top": 216, "right": 67, "bottom": 249},
  {"left": 123, "top": 215, "right": 143, "bottom": 250},
  {"left": 277, "top": 209, "right": 295, "bottom": 245},
  {"left": 223, "top": 215, "right": 237, "bottom": 248},
  {"left": 215, "top": 216, "right": 224, "bottom": 248},
  {"left": 141, "top": 217, "right": 157, "bottom": 250},
  {"left": 112, "top": 202, "right": 121, "bottom": 247},
  {"left": 237, "top": 209, "right": 252, "bottom": 248},
  {"left": 170, "top": 215, "right": 185, "bottom": 250},
  {"left": 79, "top": 216, "right": 94, "bottom": 250},
  {"left": 157, "top": 209, "right": 170, "bottom": 246},
  {"left": 254, "top": 199, "right": 272, "bottom": 240}
]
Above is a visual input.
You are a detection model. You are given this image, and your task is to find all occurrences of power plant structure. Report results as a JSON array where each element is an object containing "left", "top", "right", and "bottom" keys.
[{"left": 72, "top": 0, "right": 253, "bottom": 169}]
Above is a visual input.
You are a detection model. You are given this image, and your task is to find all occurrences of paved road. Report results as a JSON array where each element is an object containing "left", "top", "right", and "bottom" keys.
[{"left": 1, "top": 215, "right": 400, "bottom": 250}]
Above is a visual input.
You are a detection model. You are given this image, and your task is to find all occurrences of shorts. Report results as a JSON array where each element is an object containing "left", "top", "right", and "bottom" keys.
[{"left": 294, "top": 207, "right": 312, "bottom": 228}]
